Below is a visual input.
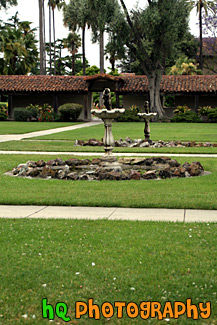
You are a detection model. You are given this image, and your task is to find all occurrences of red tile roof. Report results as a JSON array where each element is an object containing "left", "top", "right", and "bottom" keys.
[
  {"left": 0, "top": 75, "right": 88, "bottom": 93},
  {"left": 0, "top": 74, "right": 216, "bottom": 94},
  {"left": 119, "top": 75, "right": 217, "bottom": 94}
]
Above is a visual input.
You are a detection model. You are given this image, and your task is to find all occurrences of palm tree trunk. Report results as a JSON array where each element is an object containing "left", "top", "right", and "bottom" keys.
[
  {"left": 39, "top": 0, "right": 46, "bottom": 75},
  {"left": 72, "top": 42, "right": 75, "bottom": 75},
  {"left": 52, "top": 8, "right": 56, "bottom": 75},
  {"left": 199, "top": 4, "right": 203, "bottom": 70},
  {"left": 42, "top": 0, "right": 46, "bottom": 73},
  {"left": 39, "top": 0, "right": 44, "bottom": 74},
  {"left": 49, "top": 0, "right": 52, "bottom": 75},
  {"left": 99, "top": 30, "right": 104, "bottom": 73},
  {"left": 99, "top": 30, "right": 104, "bottom": 106},
  {"left": 82, "top": 26, "right": 86, "bottom": 76}
]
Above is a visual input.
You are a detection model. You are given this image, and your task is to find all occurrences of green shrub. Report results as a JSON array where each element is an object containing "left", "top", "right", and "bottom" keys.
[
  {"left": 14, "top": 108, "right": 32, "bottom": 121},
  {"left": 115, "top": 105, "right": 141, "bottom": 122},
  {"left": 0, "top": 103, "right": 8, "bottom": 114},
  {"left": 198, "top": 106, "right": 212, "bottom": 116},
  {"left": 173, "top": 105, "right": 190, "bottom": 115},
  {"left": 0, "top": 111, "right": 7, "bottom": 121},
  {"left": 26, "top": 104, "right": 40, "bottom": 120},
  {"left": 58, "top": 103, "right": 82, "bottom": 122},
  {"left": 171, "top": 111, "right": 201, "bottom": 123},
  {"left": 207, "top": 108, "right": 217, "bottom": 122}
]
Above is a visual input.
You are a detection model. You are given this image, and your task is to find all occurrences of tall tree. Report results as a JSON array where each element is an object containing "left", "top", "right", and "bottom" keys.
[
  {"left": 119, "top": 0, "right": 190, "bottom": 118},
  {"left": 0, "top": 0, "right": 17, "bottom": 9},
  {"left": 189, "top": 0, "right": 215, "bottom": 70},
  {"left": 48, "top": 0, "right": 65, "bottom": 75},
  {"left": 64, "top": 0, "right": 90, "bottom": 76},
  {"left": 105, "top": 5, "right": 127, "bottom": 71},
  {"left": 88, "top": 0, "right": 119, "bottom": 74},
  {"left": 63, "top": 32, "right": 81, "bottom": 75},
  {"left": 0, "top": 15, "right": 38, "bottom": 74},
  {"left": 39, "top": 0, "right": 46, "bottom": 75},
  {"left": 202, "top": 3, "right": 217, "bottom": 73}
]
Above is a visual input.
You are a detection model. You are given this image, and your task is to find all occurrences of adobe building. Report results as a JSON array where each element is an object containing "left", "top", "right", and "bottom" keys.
[{"left": 0, "top": 74, "right": 216, "bottom": 120}]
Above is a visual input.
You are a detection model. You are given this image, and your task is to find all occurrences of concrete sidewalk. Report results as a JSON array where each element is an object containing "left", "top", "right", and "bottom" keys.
[
  {"left": 0, "top": 205, "right": 217, "bottom": 222},
  {"left": 0, "top": 150, "right": 217, "bottom": 158},
  {"left": 0, "top": 121, "right": 102, "bottom": 143}
]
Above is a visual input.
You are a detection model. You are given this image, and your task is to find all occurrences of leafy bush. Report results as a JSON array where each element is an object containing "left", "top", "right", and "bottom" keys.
[
  {"left": 0, "top": 111, "right": 7, "bottom": 121},
  {"left": 38, "top": 104, "right": 54, "bottom": 122},
  {"left": 207, "top": 108, "right": 217, "bottom": 122},
  {"left": 198, "top": 106, "right": 212, "bottom": 116},
  {"left": 171, "top": 111, "right": 201, "bottom": 123},
  {"left": 0, "top": 103, "right": 8, "bottom": 114},
  {"left": 26, "top": 104, "right": 40, "bottom": 120},
  {"left": 58, "top": 103, "right": 82, "bottom": 122},
  {"left": 14, "top": 108, "right": 32, "bottom": 121},
  {"left": 173, "top": 105, "right": 190, "bottom": 115},
  {"left": 115, "top": 105, "right": 141, "bottom": 122}
]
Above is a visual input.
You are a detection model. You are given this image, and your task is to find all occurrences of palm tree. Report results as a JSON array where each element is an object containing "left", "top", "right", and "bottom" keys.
[
  {"left": 0, "top": 17, "right": 38, "bottom": 74},
  {"left": 189, "top": 0, "right": 215, "bottom": 70},
  {"left": 63, "top": 32, "right": 81, "bottom": 75},
  {"left": 63, "top": 0, "right": 90, "bottom": 76},
  {"left": 48, "top": 0, "right": 65, "bottom": 75}
]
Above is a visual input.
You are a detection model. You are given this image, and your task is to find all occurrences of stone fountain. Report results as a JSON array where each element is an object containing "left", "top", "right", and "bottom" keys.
[
  {"left": 138, "top": 101, "right": 157, "bottom": 144},
  {"left": 91, "top": 88, "right": 125, "bottom": 155}
]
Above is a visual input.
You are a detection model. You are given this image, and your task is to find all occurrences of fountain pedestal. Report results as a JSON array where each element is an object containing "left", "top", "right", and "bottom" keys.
[
  {"left": 138, "top": 112, "right": 157, "bottom": 144},
  {"left": 91, "top": 108, "right": 125, "bottom": 155}
]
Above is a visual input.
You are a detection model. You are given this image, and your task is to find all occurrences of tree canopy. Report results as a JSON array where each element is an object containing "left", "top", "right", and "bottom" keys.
[
  {"left": 0, "top": 0, "right": 17, "bottom": 9},
  {"left": 0, "top": 13, "right": 38, "bottom": 75},
  {"left": 119, "top": 0, "right": 191, "bottom": 118}
]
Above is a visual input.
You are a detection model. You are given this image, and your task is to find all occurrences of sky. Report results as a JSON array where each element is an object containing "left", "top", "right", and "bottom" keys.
[{"left": 0, "top": 0, "right": 199, "bottom": 71}]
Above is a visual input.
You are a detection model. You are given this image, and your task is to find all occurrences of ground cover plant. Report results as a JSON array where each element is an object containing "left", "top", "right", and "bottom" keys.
[
  {"left": 0, "top": 154, "right": 217, "bottom": 209},
  {"left": 1, "top": 140, "right": 217, "bottom": 154},
  {"left": 0, "top": 218, "right": 216, "bottom": 324},
  {"left": 30, "top": 122, "right": 217, "bottom": 143},
  {"left": 0, "top": 121, "right": 80, "bottom": 134}
]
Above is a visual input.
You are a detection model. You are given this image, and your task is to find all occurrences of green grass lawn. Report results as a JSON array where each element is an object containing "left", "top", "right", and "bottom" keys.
[
  {"left": 0, "top": 121, "right": 80, "bottom": 134},
  {"left": 0, "top": 140, "right": 217, "bottom": 154},
  {"left": 0, "top": 219, "right": 216, "bottom": 324},
  {"left": 31, "top": 122, "right": 217, "bottom": 143},
  {"left": 0, "top": 154, "right": 217, "bottom": 209}
]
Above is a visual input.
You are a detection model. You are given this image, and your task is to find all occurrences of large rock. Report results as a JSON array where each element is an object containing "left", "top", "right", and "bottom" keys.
[
  {"left": 142, "top": 170, "right": 158, "bottom": 180},
  {"left": 36, "top": 160, "right": 46, "bottom": 167},
  {"left": 188, "top": 162, "right": 204, "bottom": 176}
]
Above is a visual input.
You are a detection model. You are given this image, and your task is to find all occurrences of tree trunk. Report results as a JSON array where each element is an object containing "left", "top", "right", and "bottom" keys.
[
  {"left": 72, "top": 42, "right": 75, "bottom": 75},
  {"left": 39, "top": 0, "right": 45, "bottom": 75},
  {"left": 199, "top": 4, "right": 203, "bottom": 71},
  {"left": 49, "top": 1, "right": 52, "bottom": 75},
  {"left": 82, "top": 26, "right": 86, "bottom": 76},
  {"left": 42, "top": 0, "right": 46, "bottom": 73},
  {"left": 99, "top": 30, "right": 104, "bottom": 106},
  {"left": 99, "top": 30, "right": 104, "bottom": 73},
  {"left": 52, "top": 9, "right": 56, "bottom": 75},
  {"left": 147, "top": 70, "right": 165, "bottom": 119}
]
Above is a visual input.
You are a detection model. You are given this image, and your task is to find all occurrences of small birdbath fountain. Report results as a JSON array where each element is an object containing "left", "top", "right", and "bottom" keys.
[
  {"left": 138, "top": 101, "right": 157, "bottom": 144},
  {"left": 91, "top": 88, "right": 125, "bottom": 155}
]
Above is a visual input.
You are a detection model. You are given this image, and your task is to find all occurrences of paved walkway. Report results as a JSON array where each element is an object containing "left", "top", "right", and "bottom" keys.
[
  {"left": 0, "top": 150, "right": 217, "bottom": 157},
  {"left": 0, "top": 121, "right": 102, "bottom": 143},
  {"left": 0, "top": 205, "right": 217, "bottom": 222}
]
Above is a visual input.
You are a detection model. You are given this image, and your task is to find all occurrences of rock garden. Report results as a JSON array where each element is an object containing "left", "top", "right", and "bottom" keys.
[
  {"left": 75, "top": 137, "right": 217, "bottom": 148},
  {"left": 9, "top": 156, "right": 206, "bottom": 181}
]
